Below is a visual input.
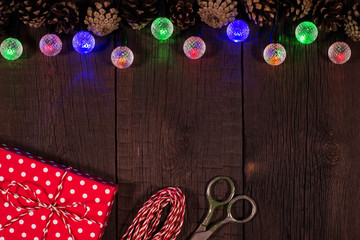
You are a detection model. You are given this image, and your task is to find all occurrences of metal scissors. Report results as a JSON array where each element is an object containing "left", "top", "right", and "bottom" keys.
[{"left": 190, "top": 176, "right": 257, "bottom": 240}]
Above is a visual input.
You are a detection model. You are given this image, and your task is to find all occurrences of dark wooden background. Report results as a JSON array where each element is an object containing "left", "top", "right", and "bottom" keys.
[{"left": 1, "top": 2, "right": 360, "bottom": 239}]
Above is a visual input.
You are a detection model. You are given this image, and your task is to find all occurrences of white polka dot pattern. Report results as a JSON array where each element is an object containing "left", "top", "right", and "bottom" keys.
[{"left": 0, "top": 145, "right": 118, "bottom": 239}]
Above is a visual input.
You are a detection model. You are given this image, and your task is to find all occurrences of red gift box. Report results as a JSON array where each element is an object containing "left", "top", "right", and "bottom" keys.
[{"left": 0, "top": 144, "right": 118, "bottom": 240}]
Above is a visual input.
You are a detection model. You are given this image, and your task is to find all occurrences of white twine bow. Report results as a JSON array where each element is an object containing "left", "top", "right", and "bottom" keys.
[{"left": 0, "top": 167, "right": 103, "bottom": 240}]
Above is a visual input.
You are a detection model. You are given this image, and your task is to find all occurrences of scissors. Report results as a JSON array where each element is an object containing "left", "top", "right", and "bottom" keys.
[{"left": 190, "top": 176, "right": 257, "bottom": 240}]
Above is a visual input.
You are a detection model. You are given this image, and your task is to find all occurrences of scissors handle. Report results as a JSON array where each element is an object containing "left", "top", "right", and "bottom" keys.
[
  {"left": 202, "top": 176, "right": 236, "bottom": 227},
  {"left": 209, "top": 195, "right": 257, "bottom": 234},
  {"left": 226, "top": 195, "right": 257, "bottom": 223}
]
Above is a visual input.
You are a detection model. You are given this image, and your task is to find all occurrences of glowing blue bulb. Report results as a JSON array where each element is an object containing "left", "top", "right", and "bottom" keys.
[
  {"left": 72, "top": 31, "right": 95, "bottom": 54},
  {"left": 226, "top": 20, "right": 249, "bottom": 43}
]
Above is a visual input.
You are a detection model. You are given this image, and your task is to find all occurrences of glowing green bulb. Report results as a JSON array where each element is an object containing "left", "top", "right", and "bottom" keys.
[
  {"left": 295, "top": 21, "right": 318, "bottom": 44},
  {"left": 1, "top": 38, "right": 23, "bottom": 60},
  {"left": 151, "top": 17, "right": 173, "bottom": 40}
]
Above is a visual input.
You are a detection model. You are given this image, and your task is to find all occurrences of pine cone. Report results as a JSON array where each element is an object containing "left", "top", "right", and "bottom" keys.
[
  {"left": 18, "top": 0, "right": 48, "bottom": 28},
  {"left": 313, "top": 0, "right": 345, "bottom": 32},
  {"left": 243, "top": 0, "right": 276, "bottom": 26},
  {"left": 119, "top": 0, "right": 161, "bottom": 30},
  {"left": 47, "top": 2, "right": 79, "bottom": 34},
  {"left": 1, "top": 0, "right": 18, "bottom": 14},
  {"left": 345, "top": 2, "right": 360, "bottom": 41},
  {"left": 84, "top": 1, "right": 120, "bottom": 36},
  {"left": 170, "top": 1, "right": 195, "bottom": 30},
  {"left": 280, "top": 0, "right": 312, "bottom": 21},
  {"left": 0, "top": 1, "right": 13, "bottom": 25},
  {"left": 198, "top": 0, "right": 238, "bottom": 28}
]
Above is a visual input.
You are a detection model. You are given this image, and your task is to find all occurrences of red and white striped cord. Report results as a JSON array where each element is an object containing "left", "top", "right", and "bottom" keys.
[{"left": 120, "top": 187, "right": 186, "bottom": 240}]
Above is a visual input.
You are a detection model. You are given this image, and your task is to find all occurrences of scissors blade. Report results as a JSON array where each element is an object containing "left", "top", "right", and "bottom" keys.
[{"left": 189, "top": 231, "right": 213, "bottom": 240}]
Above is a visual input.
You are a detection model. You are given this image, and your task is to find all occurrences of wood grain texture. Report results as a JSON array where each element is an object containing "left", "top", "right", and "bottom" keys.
[
  {"left": 1, "top": 11, "right": 360, "bottom": 240},
  {"left": 116, "top": 25, "right": 244, "bottom": 240},
  {"left": 0, "top": 27, "right": 117, "bottom": 239},
  {"left": 243, "top": 23, "right": 360, "bottom": 240}
]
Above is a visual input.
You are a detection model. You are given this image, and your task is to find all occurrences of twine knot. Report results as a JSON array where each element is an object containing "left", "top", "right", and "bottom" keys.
[{"left": 0, "top": 167, "right": 103, "bottom": 240}]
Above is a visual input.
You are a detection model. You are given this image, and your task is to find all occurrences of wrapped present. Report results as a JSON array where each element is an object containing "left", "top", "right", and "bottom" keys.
[{"left": 0, "top": 144, "right": 118, "bottom": 240}]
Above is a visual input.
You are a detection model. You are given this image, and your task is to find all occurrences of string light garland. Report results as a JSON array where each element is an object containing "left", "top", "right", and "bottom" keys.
[
  {"left": 0, "top": 38, "right": 23, "bottom": 60},
  {"left": 120, "top": 187, "right": 186, "bottom": 240},
  {"left": 295, "top": 21, "right": 318, "bottom": 44},
  {"left": 151, "top": 17, "right": 174, "bottom": 40},
  {"left": 227, "top": 20, "right": 249, "bottom": 43},
  {"left": 0, "top": 0, "right": 354, "bottom": 66},
  {"left": 263, "top": 43, "right": 286, "bottom": 66},
  {"left": 183, "top": 36, "right": 206, "bottom": 59},
  {"left": 111, "top": 46, "right": 134, "bottom": 69},
  {"left": 39, "top": 34, "right": 62, "bottom": 56},
  {"left": 328, "top": 42, "right": 351, "bottom": 64},
  {"left": 72, "top": 31, "right": 95, "bottom": 54}
]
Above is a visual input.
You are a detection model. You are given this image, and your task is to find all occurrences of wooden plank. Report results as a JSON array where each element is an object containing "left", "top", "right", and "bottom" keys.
[
  {"left": 0, "top": 28, "right": 117, "bottom": 239},
  {"left": 243, "top": 23, "right": 360, "bottom": 239},
  {"left": 116, "top": 25, "right": 244, "bottom": 239}
]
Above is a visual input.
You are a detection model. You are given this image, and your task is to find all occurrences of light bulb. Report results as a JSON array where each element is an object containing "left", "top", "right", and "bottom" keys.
[
  {"left": 263, "top": 43, "right": 286, "bottom": 66},
  {"left": 1, "top": 38, "right": 23, "bottom": 60},
  {"left": 72, "top": 31, "right": 95, "bottom": 54},
  {"left": 151, "top": 17, "right": 174, "bottom": 40},
  {"left": 328, "top": 42, "right": 351, "bottom": 64},
  {"left": 40, "top": 34, "right": 62, "bottom": 56},
  {"left": 183, "top": 36, "right": 206, "bottom": 59},
  {"left": 295, "top": 21, "right": 318, "bottom": 44},
  {"left": 111, "top": 46, "right": 134, "bottom": 69},
  {"left": 227, "top": 20, "right": 249, "bottom": 43}
]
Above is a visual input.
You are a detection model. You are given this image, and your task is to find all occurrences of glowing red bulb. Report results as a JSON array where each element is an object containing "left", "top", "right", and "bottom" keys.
[
  {"left": 183, "top": 37, "right": 206, "bottom": 60},
  {"left": 45, "top": 45, "right": 53, "bottom": 51},
  {"left": 328, "top": 42, "right": 351, "bottom": 64},
  {"left": 190, "top": 49, "right": 199, "bottom": 57},
  {"left": 39, "top": 34, "right": 62, "bottom": 56},
  {"left": 335, "top": 53, "right": 344, "bottom": 61}
]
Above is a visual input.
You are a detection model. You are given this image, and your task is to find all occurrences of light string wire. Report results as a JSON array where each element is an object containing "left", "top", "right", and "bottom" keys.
[{"left": 270, "top": 0, "right": 280, "bottom": 43}]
